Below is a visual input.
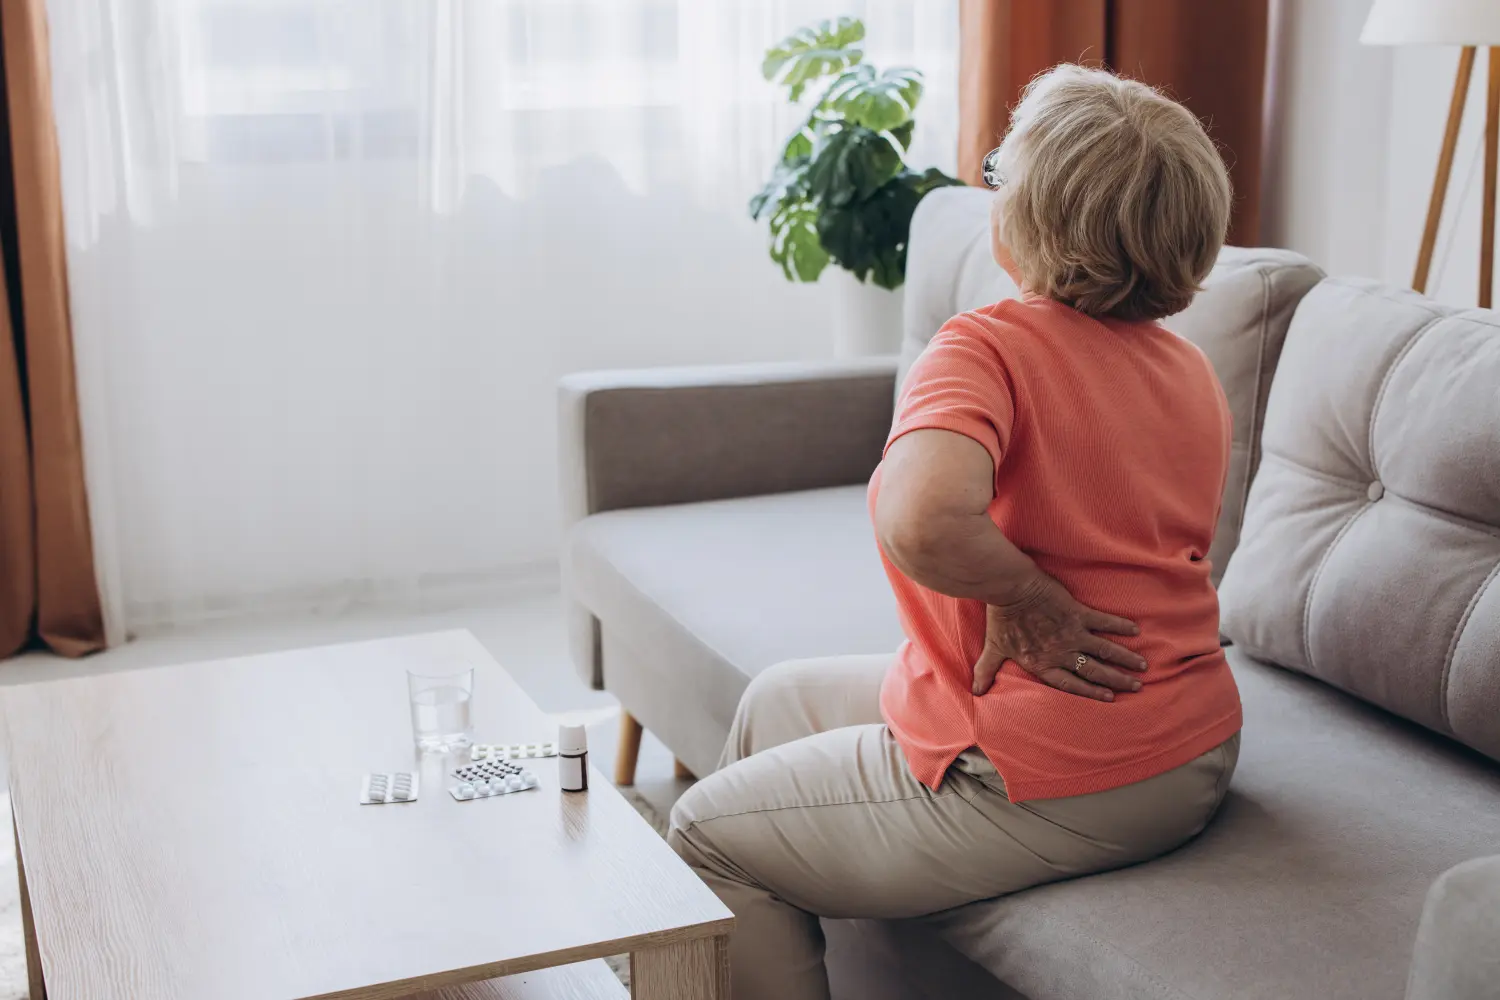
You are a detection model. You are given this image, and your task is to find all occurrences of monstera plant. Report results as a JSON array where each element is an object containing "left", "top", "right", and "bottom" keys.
[{"left": 750, "top": 17, "right": 964, "bottom": 291}]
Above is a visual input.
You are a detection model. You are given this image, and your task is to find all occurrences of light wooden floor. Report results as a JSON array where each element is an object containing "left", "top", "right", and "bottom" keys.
[{"left": 0, "top": 589, "right": 695, "bottom": 820}]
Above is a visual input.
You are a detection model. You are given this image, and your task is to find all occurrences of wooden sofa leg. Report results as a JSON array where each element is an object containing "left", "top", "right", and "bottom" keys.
[
  {"left": 616, "top": 710, "right": 644, "bottom": 786},
  {"left": 674, "top": 759, "right": 696, "bottom": 781}
]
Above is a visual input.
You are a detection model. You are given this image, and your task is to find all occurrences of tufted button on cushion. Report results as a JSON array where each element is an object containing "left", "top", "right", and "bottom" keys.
[{"left": 1220, "top": 278, "right": 1500, "bottom": 762}]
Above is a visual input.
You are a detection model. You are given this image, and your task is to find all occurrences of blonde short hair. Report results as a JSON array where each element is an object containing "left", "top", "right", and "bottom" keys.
[{"left": 992, "top": 64, "right": 1231, "bottom": 321}]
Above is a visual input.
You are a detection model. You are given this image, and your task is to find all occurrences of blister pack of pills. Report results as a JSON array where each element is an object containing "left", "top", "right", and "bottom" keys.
[
  {"left": 452, "top": 758, "right": 527, "bottom": 783},
  {"left": 449, "top": 772, "right": 539, "bottom": 800},
  {"left": 360, "top": 771, "right": 418, "bottom": 804},
  {"left": 448, "top": 758, "right": 539, "bottom": 801},
  {"left": 469, "top": 741, "right": 557, "bottom": 761}
]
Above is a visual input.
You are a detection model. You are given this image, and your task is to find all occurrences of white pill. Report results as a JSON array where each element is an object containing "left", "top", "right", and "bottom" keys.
[{"left": 456, "top": 783, "right": 475, "bottom": 799}]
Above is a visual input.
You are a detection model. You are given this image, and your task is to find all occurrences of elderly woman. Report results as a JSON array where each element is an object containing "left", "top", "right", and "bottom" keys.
[{"left": 668, "top": 64, "right": 1243, "bottom": 1000}]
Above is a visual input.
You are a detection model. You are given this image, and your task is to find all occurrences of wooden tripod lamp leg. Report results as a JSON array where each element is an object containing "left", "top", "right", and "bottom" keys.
[
  {"left": 1482, "top": 47, "right": 1500, "bottom": 309},
  {"left": 1414, "top": 47, "right": 1476, "bottom": 294}
]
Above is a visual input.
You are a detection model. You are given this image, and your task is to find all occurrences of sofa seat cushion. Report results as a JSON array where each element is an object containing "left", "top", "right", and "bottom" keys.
[
  {"left": 925, "top": 647, "right": 1500, "bottom": 1000},
  {"left": 566, "top": 485, "right": 904, "bottom": 747}
]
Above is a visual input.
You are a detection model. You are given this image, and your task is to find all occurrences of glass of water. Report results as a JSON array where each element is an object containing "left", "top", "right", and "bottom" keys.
[{"left": 408, "top": 660, "right": 474, "bottom": 754}]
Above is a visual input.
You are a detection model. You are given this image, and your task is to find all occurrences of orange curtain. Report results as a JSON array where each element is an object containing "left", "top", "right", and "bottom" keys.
[
  {"left": 0, "top": 0, "right": 105, "bottom": 658},
  {"left": 959, "top": 1, "right": 1106, "bottom": 190},
  {"left": 958, "top": 0, "right": 1270, "bottom": 246}
]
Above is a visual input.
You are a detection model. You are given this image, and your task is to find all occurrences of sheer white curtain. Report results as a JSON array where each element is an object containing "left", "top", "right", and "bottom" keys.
[{"left": 46, "top": 0, "right": 960, "bottom": 637}]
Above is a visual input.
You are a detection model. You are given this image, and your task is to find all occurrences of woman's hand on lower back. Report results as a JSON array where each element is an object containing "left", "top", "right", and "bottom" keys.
[{"left": 972, "top": 571, "right": 1148, "bottom": 700}]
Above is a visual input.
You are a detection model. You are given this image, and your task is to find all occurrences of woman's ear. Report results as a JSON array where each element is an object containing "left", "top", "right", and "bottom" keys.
[{"left": 990, "top": 195, "right": 1023, "bottom": 286}]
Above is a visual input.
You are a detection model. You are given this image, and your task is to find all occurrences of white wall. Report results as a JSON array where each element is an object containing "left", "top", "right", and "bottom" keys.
[
  {"left": 1262, "top": 0, "right": 1393, "bottom": 278},
  {"left": 1264, "top": 0, "right": 1500, "bottom": 308}
]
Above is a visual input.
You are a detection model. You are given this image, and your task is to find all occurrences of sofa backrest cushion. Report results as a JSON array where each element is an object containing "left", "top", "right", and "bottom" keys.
[
  {"left": 902, "top": 187, "right": 1022, "bottom": 381},
  {"left": 1219, "top": 278, "right": 1500, "bottom": 762},
  {"left": 901, "top": 186, "right": 1325, "bottom": 583}
]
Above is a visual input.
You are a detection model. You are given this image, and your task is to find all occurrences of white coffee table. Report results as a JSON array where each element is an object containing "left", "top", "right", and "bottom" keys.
[{"left": 1, "top": 630, "right": 732, "bottom": 999}]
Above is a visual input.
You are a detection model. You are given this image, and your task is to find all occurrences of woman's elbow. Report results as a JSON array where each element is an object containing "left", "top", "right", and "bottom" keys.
[{"left": 875, "top": 502, "right": 944, "bottom": 578}]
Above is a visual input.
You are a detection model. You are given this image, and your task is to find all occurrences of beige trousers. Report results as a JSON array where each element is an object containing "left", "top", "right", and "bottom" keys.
[{"left": 667, "top": 653, "right": 1239, "bottom": 1000}]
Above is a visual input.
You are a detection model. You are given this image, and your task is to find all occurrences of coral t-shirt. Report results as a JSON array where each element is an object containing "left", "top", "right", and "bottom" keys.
[{"left": 871, "top": 296, "right": 1243, "bottom": 802}]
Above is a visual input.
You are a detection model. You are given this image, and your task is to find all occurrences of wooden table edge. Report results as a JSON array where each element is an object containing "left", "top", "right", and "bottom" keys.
[
  {"left": 300, "top": 917, "right": 735, "bottom": 1000},
  {"left": 15, "top": 813, "right": 47, "bottom": 1000},
  {"left": 422, "top": 959, "right": 628, "bottom": 1000}
]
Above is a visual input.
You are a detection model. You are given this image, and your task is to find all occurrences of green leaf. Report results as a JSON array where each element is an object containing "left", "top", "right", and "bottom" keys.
[
  {"left": 749, "top": 157, "right": 810, "bottom": 220},
  {"left": 816, "top": 168, "right": 966, "bottom": 289},
  {"left": 822, "top": 65, "right": 924, "bottom": 131},
  {"left": 768, "top": 198, "right": 830, "bottom": 282},
  {"left": 815, "top": 183, "right": 916, "bottom": 288},
  {"left": 748, "top": 184, "right": 775, "bottom": 221},
  {"left": 909, "top": 165, "right": 966, "bottom": 197},
  {"left": 782, "top": 126, "right": 814, "bottom": 164},
  {"left": 762, "top": 17, "right": 866, "bottom": 101},
  {"left": 805, "top": 124, "right": 902, "bottom": 208},
  {"left": 889, "top": 119, "right": 915, "bottom": 151}
]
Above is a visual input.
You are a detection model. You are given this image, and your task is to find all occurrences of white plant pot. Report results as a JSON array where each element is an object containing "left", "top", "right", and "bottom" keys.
[{"left": 827, "top": 266, "right": 905, "bottom": 358}]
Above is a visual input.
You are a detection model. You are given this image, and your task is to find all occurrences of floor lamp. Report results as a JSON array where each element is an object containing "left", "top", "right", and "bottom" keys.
[{"left": 1363, "top": 0, "right": 1500, "bottom": 307}]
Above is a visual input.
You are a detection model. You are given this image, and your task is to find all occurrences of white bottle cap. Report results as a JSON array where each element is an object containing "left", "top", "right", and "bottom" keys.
[{"left": 558, "top": 722, "right": 588, "bottom": 754}]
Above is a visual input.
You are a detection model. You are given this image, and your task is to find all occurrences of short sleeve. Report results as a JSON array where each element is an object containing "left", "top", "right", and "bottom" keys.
[{"left": 887, "top": 316, "right": 1017, "bottom": 473}]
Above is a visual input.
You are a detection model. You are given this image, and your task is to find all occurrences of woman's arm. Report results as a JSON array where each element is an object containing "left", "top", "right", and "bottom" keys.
[
  {"left": 875, "top": 428, "right": 1147, "bottom": 700},
  {"left": 874, "top": 428, "right": 1038, "bottom": 605}
]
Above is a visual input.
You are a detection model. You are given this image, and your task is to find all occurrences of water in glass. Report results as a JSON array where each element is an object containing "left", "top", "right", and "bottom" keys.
[{"left": 408, "top": 663, "right": 474, "bottom": 753}]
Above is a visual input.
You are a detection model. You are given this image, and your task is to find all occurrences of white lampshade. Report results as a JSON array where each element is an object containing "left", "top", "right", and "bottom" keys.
[{"left": 1362, "top": 0, "right": 1500, "bottom": 46}]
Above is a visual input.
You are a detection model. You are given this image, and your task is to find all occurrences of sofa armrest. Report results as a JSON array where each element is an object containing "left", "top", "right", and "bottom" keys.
[
  {"left": 558, "top": 356, "right": 897, "bottom": 523},
  {"left": 1406, "top": 855, "right": 1500, "bottom": 1000},
  {"left": 557, "top": 356, "right": 896, "bottom": 689}
]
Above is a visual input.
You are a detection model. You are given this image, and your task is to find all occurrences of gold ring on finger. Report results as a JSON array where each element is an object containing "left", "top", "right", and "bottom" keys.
[{"left": 1075, "top": 654, "right": 1088, "bottom": 672}]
